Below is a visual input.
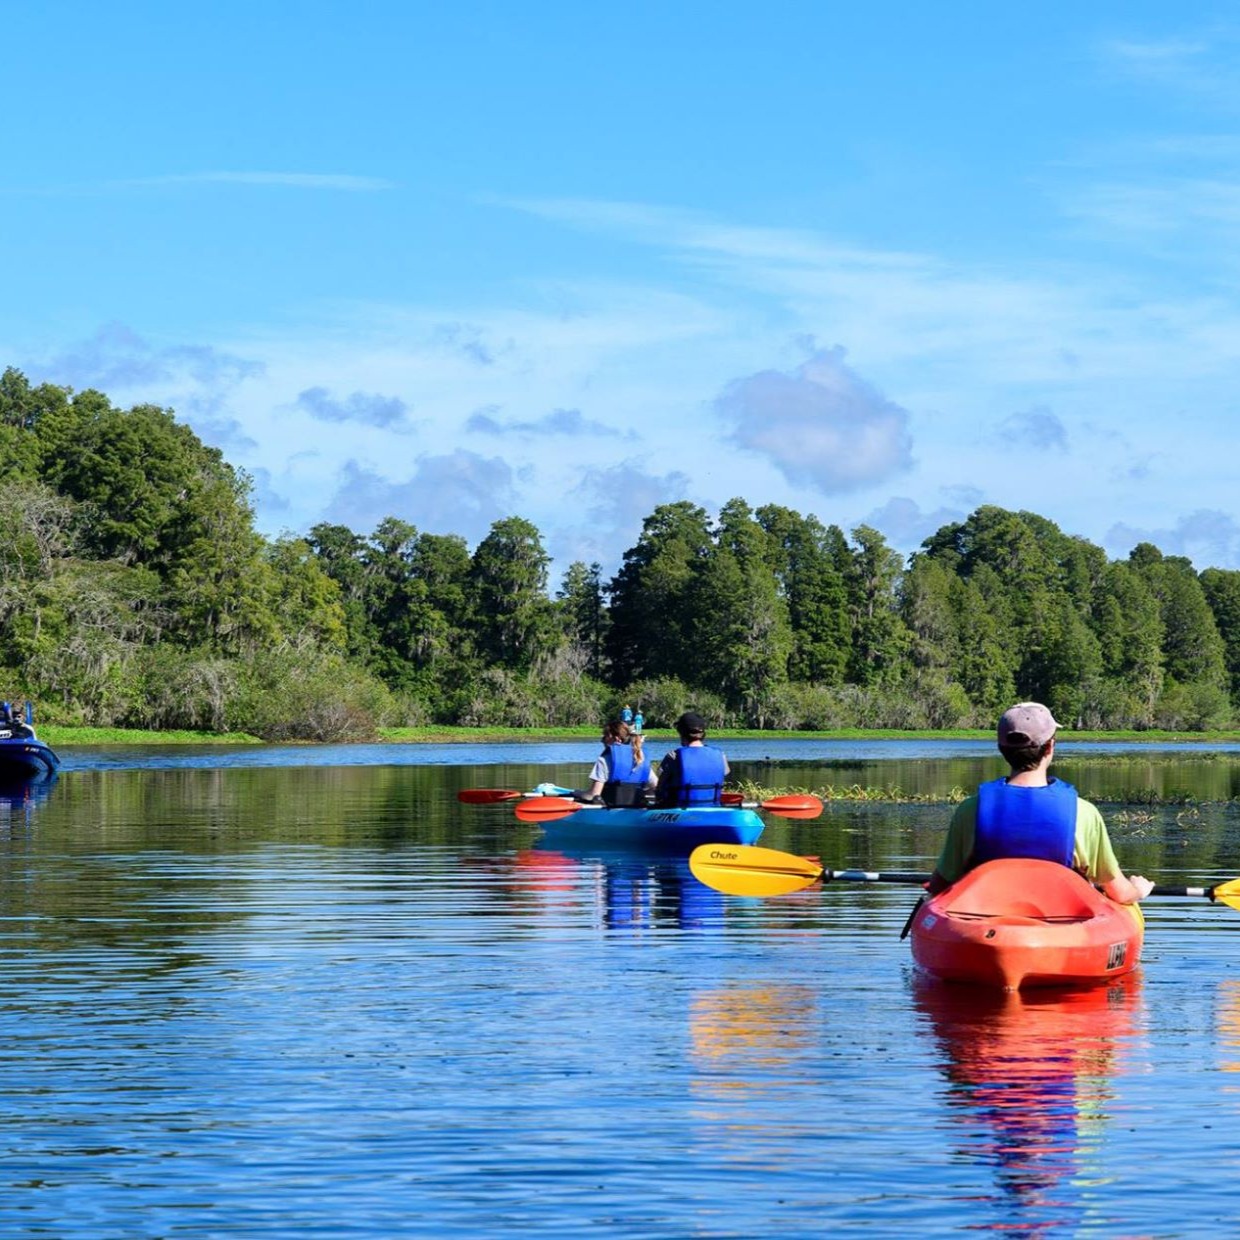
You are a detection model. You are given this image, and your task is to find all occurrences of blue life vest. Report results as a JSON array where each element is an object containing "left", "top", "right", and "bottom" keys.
[
  {"left": 602, "top": 742, "right": 651, "bottom": 807},
  {"left": 661, "top": 745, "right": 727, "bottom": 806},
  {"left": 972, "top": 776, "right": 1077, "bottom": 868}
]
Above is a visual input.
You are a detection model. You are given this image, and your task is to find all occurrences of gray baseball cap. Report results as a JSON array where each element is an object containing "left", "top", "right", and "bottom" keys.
[{"left": 997, "top": 702, "right": 1060, "bottom": 747}]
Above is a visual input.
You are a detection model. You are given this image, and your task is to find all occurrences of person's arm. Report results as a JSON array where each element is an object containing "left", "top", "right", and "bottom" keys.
[
  {"left": 654, "top": 751, "right": 677, "bottom": 801},
  {"left": 584, "top": 755, "right": 608, "bottom": 801},
  {"left": 1076, "top": 802, "right": 1152, "bottom": 903},
  {"left": 926, "top": 798, "right": 977, "bottom": 895},
  {"left": 1101, "top": 873, "right": 1154, "bottom": 905}
]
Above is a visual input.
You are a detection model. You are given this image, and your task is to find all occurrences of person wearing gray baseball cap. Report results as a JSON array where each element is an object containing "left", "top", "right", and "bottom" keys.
[
  {"left": 927, "top": 702, "right": 1153, "bottom": 904},
  {"left": 654, "top": 711, "right": 730, "bottom": 806}
]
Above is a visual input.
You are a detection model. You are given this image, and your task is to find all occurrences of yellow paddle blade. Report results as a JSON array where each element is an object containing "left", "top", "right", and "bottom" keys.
[
  {"left": 689, "top": 843, "right": 824, "bottom": 896},
  {"left": 1212, "top": 878, "right": 1240, "bottom": 911}
]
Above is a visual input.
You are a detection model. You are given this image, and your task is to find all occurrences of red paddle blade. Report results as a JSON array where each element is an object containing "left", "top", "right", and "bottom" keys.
[
  {"left": 759, "top": 794, "right": 824, "bottom": 819},
  {"left": 721, "top": 792, "right": 745, "bottom": 806},
  {"left": 457, "top": 789, "right": 522, "bottom": 804},
  {"left": 513, "top": 797, "right": 582, "bottom": 822}
]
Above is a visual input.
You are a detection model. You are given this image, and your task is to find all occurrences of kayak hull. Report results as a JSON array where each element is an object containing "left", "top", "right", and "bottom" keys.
[
  {"left": 911, "top": 859, "right": 1143, "bottom": 991},
  {"left": 0, "top": 736, "right": 60, "bottom": 778},
  {"left": 539, "top": 804, "right": 765, "bottom": 853}
]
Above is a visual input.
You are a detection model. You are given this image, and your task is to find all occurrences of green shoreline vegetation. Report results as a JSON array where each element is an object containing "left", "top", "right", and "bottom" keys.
[
  {"left": 7, "top": 367, "right": 1240, "bottom": 741},
  {"left": 41, "top": 724, "right": 1240, "bottom": 746}
]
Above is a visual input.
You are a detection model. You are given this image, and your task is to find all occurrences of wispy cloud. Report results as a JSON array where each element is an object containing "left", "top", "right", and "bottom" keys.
[
  {"left": 26, "top": 323, "right": 263, "bottom": 453},
  {"left": 549, "top": 460, "right": 695, "bottom": 571},
  {"left": 120, "top": 171, "right": 395, "bottom": 191},
  {"left": 466, "top": 406, "right": 632, "bottom": 439},
  {"left": 295, "top": 386, "right": 414, "bottom": 430},
  {"left": 325, "top": 452, "right": 516, "bottom": 543},
  {"left": 1105, "top": 37, "right": 1213, "bottom": 82},
  {"left": 996, "top": 406, "right": 1069, "bottom": 453}
]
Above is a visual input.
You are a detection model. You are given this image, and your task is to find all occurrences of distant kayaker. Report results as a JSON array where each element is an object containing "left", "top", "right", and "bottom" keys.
[
  {"left": 584, "top": 716, "right": 656, "bottom": 806},
  {"left": 655, "top": 711, "right": 730, "bottom": 807},
  {"left": 927, "top": 702, "right": 1154, "bottom": 904}
]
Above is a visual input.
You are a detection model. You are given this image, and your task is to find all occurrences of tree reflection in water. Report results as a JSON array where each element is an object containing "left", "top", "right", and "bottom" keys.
[{"left": 915, "top": 975, "right": 1142, "bottom": 1235}]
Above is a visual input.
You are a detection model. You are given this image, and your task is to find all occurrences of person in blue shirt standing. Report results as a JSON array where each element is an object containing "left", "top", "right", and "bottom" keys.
[{"left": 655, "top": 712, "right": 730, "bottom": 806}]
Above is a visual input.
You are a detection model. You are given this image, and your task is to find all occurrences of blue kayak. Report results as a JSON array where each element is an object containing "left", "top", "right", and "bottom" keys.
[
  {"left": 0, "top": 735, "right": 60, "bottom": 778},
  {"left": 538, "top": 804, "right": 764, "bottom": 853}
]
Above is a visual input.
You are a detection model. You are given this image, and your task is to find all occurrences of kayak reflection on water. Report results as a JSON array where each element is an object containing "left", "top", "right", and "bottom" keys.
[
  {"left": 516, "top": 847, "right": 726, "bottom": 931},
  {"left": 0, "top": 770, "right": 58, "bottom": 829},
  {"left": 914, "top": 975, "right": 1142, "bottom": 1231}
]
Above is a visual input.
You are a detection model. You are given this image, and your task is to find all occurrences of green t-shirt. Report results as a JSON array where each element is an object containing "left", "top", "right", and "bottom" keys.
[{"left": 935, "top": 790, "right": 1122, "bottom": 886}]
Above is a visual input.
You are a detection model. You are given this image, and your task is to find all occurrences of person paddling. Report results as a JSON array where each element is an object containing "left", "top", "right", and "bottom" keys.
[
  {"left": 927, "top": 702, "right": 1153, "bottom": 904},
  {"left": 655, "top": 711, "right": 730, "bottom": 807},
  {"left": 584, "top": 717, "right": 655, "bottom": 806}
]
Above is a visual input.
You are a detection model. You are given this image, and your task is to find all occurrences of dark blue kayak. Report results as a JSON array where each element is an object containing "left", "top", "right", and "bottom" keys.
[{"left": 0, "top": 735, "right": 60, "bottom": 777}]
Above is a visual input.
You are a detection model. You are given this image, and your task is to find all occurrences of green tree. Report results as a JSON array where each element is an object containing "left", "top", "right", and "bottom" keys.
[
  {"left": 1201, "top": 567, "right": 1240, "bottom": 707},
  {"left": 1092, "top": 560, "right": 1164, "bottom": 724},
  {"left": 845, "top": 525, "right": 909, "bottom": 686},
  {"left": 949, "top": 573, "right": 1016, "bottom": 716},
  {"left": 0, "top": 367, "right": 65, "bottom": 482},
  {"left": 688, "top": 499, "right": 791, "bottom": 723},
  {"left": 263, "top": 536, "right": 348, "bottom": 652},
  {"left": 1130, "top": 545, "right": 1227, "bottom": 689},
  {"left": 307, "top": 522, "right": 377, "bottom": 662},
  {"left": 557, "top": 561, "right": 609, "bottom": 680},
  {"left": 900, "top": 555, "right": 958, "bottom": 671},
  {"left": 757, "top": 504, "right": 850, "bottom": 685},
  {"left": 469, "top": 517, "right": 556, "bottom": 670},
  {"left": 606, "top": 501, "right": 713, "bottom": 684}
]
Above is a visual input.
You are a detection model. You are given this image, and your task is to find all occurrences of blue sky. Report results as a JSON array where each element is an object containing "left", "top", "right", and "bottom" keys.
[{"left": 5, "top": 1, "right": 1240, "bottom": 577}]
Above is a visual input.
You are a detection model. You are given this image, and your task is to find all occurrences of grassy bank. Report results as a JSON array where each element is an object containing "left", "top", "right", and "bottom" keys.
[
  {"left": 33, "top": 723, "right": 1240, "bottom": 746},
  {"left": 38, "top": 726, "right": 263, "bottom": 746}
]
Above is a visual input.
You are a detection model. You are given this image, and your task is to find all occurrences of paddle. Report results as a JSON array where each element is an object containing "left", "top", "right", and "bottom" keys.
[
  {"left": 457, "top": 789, "right": 522, "bottom": 804},
  {"left": 513, "top": 793, "right": 827, "bottom": 824},
  {"left": 689, "top": 842, "right": 1240, "bottom": 908},
  {"left": 722, "top": 792, "right": 823, "bottom": 818},
  {"left": 514, "top": 796, "right": 582, "bottom": 822},
  {"left": 690, "top": 844, "right": 928, "bottom": 896}
]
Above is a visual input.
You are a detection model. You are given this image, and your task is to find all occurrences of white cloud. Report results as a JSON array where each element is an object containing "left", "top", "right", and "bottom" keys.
[
  {"left": 26, "top": 323, "right": 264, "bottom": 454},
  {"left": 295, "top": 386, "right": 413, "bottom": 430},
  {"left": 1107, "top": 509, "right": 1240, "bottom": 569},
  {"left": 325, "top": 452, "right": 516, "bottom": 543},
  {"left": 996, "top": 406, "right": 1069, "bottom": 452},
  {"left": 715, "top": 347, "right": 914, "bottom": 493},
  {"left": 466, "top": 406, "right": 631, "bottom": 439},
  {"left": 545, "top": 461, "right": 695, "bottom": 574},
  {"left": 863, "top": 496, "right": 969, "bottom": 556}
]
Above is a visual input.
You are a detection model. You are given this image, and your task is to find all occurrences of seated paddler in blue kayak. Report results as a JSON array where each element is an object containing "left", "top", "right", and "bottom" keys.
[
  {"left": 582, "top": 716, "right": 657, "bottom": 806},
  {"left": 655, "top": 711, "right": 730, "bottom": 807}
]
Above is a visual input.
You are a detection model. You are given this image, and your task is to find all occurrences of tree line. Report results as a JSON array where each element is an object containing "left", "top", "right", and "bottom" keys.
[{"left": 2, "top": 366, "right": 1237, "bottom": 738}]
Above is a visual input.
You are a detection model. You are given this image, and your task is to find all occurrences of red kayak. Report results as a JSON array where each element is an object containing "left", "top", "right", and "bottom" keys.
[{"left": 910, "top": 858, "right": 1144, "bottom": 991}]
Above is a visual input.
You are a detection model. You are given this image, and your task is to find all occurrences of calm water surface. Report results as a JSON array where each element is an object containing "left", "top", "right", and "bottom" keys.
[{"left": 2, "top": 740, "right": 1239, "bottom": 1236}]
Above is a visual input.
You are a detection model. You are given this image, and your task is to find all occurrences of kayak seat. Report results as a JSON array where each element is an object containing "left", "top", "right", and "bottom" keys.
[{"left": 942, "top": 859, "right": 1103, "bottom": 921}]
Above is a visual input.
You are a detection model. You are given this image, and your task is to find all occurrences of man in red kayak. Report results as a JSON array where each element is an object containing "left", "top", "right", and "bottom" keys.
[{"left": 927, "top": 702, "right": 1154, "bottom": 904}]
